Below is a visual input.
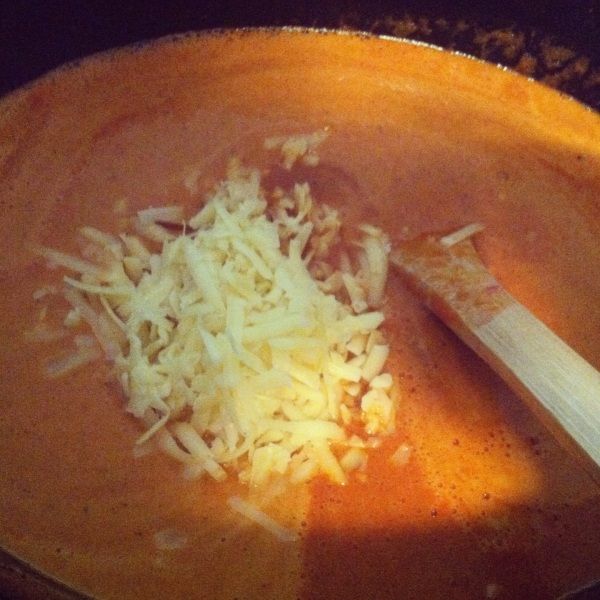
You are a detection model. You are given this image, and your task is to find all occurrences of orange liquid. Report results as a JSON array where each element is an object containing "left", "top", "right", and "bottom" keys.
[{"left": 0, "top": 30, "right": 599, "bottom": 599}]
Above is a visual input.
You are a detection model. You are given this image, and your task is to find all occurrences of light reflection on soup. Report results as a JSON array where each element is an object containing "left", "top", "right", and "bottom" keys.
[{"left": 1, "top": 30, "right": 599, "bottom": 600}]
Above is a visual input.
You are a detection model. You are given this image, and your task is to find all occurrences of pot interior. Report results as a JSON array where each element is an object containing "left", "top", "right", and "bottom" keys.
[{"left": 0, "top": 29, "right": 599, "bottom": 599}]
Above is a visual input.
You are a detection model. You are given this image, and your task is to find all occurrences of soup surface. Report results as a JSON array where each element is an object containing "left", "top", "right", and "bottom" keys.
[{"left": 1, "top": 30, "right": 600, "bottom": 600}]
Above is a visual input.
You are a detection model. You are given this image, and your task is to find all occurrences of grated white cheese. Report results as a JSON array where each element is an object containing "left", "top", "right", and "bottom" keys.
[
  {"left": 153, "top": 528, "right": 188, "bottom": 551},
  {"left": 32, "top": 284, "right": 58, "bottom": 301},
  {"left": 439, "top": 222, "right": 485, "bottom": 247},
  {"left": 23, "top": 322, "right": 69, "bottom": 343},
  {"left": 34, "top": 147, "right": 397, "bottom": 487},
  {"left": 45, "top": 346, "right": 102, "bottom": 378},
  {"left": 389, "top": 442, "right": 412, "bottom": 467},
  {"left": 227, "top": 496, "right": 298, "bottom": 542},
  {"left": 264, "top": 129, "right": 330, "bottom": 170}
]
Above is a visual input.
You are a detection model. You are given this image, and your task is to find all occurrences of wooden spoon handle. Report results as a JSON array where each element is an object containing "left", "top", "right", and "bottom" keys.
[
  {"left": 391, "top": 233, "right": 600, "bottom": 481},
  {"left": 465, "top": 299, "right": 600, "bottom": 471}
]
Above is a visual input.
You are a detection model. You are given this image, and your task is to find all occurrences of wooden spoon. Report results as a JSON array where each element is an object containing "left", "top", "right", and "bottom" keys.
[{"left": 390, "top": 225, "right": 600, "bottom": 482}]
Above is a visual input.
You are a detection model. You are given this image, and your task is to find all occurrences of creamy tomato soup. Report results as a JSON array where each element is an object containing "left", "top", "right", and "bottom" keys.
[{"left": 0, "top": 30, "right": 599, "bottom": 600}]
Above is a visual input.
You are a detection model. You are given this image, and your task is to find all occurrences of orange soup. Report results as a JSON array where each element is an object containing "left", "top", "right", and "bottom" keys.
[{"left": 1, "top": 30, "right": 599, "bottom": 599}]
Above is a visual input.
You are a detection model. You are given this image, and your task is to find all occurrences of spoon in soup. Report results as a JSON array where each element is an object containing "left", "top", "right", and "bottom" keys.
[{"left": 390, "top": 224, "right": 600, "bottom": 483}]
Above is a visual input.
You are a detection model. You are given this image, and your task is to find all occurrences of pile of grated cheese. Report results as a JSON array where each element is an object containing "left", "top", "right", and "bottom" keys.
[{"left": 35, "top": 146, "right": 396, "bottom": 487}]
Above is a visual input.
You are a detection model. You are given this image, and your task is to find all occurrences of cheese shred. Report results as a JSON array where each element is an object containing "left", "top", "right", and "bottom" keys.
[
  {"left": 227, "top": 496, "right": 298, "bottom": 543},
  {"left": 33, "top": 139, "right": 397, "bottom": 488}
]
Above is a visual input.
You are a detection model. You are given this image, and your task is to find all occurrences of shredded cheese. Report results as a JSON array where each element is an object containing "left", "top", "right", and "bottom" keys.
[
  {"left": 390, "top": 442, "right": 412, "bottom": 467},
  {"left": 264, "top": 129, "right": 330, "bottom": 170},
  {"left": 227, "top": 496, "right": 298, "bottom": 543},
  {"left": 439, "top": 222, "right": 485, "bottom": 247},
  {"left": 33, "top": 142, "right": 397, "bottom": 488},
  {"left": 153, "top": 528, "right": 188, "bottom": 551}
]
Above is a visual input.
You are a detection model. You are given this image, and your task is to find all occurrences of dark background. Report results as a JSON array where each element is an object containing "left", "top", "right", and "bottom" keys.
[{"left": 1, "top": 0, "right": 600, "bottom": 108}]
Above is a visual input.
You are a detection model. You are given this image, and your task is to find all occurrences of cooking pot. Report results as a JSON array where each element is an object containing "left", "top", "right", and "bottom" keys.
[
  {"left": 1, "top": 1, "right": 599, "bottom": 108},
  {"left": 1, "top": 2, "right": 598, "bottom": 598}
]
